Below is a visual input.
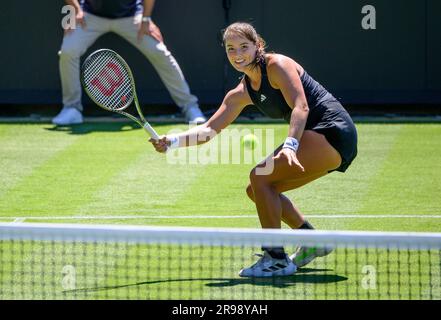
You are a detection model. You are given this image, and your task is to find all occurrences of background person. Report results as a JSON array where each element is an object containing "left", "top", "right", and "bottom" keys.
[{"left": 54, "top": 0, "right": 206, "bottom": 125}]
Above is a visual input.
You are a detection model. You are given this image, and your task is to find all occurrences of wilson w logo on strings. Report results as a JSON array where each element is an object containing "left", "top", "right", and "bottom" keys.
[{"left": 91, "top": 62, "right": 124, "bottom": 96}]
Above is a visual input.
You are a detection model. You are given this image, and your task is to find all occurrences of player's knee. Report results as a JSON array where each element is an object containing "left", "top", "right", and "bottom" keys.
[
  {"left": 58, "top": 45, "right": 84, "bottom": 60},
  {"left": 246, "top": 184, "right": 255, "bottom": 201},
  {"left": 249, "top": 167, "right": 270, "bottom": 187}
]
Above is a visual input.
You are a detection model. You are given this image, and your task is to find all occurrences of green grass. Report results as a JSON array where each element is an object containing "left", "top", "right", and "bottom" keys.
[
  {"left": 1, "top": 242, "right": 439, "bottom": 300},
  {"left": 1, "top": 122, "right": 441, "bottom": 299}
]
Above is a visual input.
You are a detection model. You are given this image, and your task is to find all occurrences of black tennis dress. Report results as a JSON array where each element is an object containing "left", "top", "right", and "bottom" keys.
[{"left": 244, "top": 60, "right": 357, "bottom": 172}]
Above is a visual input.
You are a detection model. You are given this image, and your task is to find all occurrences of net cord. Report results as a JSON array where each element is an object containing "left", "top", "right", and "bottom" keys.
[{"left": 1, "top": 223, "right": 441, "bottom": 250}]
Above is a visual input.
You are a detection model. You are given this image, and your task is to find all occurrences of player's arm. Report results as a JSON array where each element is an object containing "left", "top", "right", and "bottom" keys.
[
  {"left": 64, "top": 0, "right": 86, "bottom": 32},
  {"left": 65, "top": 0, "right": 81, "bottom": 10},
  {"left": 174, "top": 81, "right": 250, "bottom": 147},
  {"left": 151, "top": 81, "right": 251, "bottom": 152},
  {"left": 268, "top": 55, "right": 309, "bottom": 142},
  {"left": 268, "top": 55, "right": 309, "bottom": 169},
  {"left": 143, "top": 0, "right": 155, "bottom": 16},
  {"left": 138, "top": 0, "right": 163, "bottom": 43}
]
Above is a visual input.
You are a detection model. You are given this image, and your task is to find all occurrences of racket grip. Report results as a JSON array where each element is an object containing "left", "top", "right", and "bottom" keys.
[{"left": 143, "top": 122, "right": 160, "bottom": 140}]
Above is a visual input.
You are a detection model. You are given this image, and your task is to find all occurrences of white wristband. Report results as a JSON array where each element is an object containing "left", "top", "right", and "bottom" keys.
[
  {"left": 282, "top": 137, "right": 299, "bottom": 152},
  {"left": 141, "top": 16, "right": 152, "bottom": 23},
  {"left": 168, "top": 135, "right": 180, "bottom": 149}
]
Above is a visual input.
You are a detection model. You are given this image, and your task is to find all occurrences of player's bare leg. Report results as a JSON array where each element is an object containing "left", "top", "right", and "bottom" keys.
[
  {"left": 244, "top": 130, "right": 341, "bottom": 269},
  {"left": 249, "top": 130, "right": 341, "bottom": 229}
]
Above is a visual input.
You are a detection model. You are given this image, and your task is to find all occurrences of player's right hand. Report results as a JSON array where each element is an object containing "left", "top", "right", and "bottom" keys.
[
  {"left": 149, "top": 136, "right": 169, "bottom": 153},
  {"left": 137, "top": 19, "right": 164, "bottom": 44}
]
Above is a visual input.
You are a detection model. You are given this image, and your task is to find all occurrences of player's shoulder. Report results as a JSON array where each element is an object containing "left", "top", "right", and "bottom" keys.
[
  {"left": 266, "top": 53, "right": 299, "bottom": 72},
  {"left": 224, "top": 78, "right": 252, "bottom": 106},
  {"left": 229, "top": 77, "right": 248, "bottom": 95},
  {"left": 266, "top": 53, "right": 303, "bottom": 87}
]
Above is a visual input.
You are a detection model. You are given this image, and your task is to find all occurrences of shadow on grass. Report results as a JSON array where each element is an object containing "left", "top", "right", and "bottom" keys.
[
  {"left": 44, "top": 122, "right": 174, "bottom": 135},
  {"left": 63, "top": 268, "right": 347, "bottom": 295}
]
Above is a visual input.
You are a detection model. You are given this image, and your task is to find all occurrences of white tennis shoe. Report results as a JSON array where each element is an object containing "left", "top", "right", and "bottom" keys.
[
  {"left": 290, "top": 246, "right": 334, "bottom": 268},
  {"left": 52, "top": 107, "right": 83, "bottom": 125},
  {"left": 239, "top": 251, "right": 297, "bottom": 277},
  {"left": 183, "top": 104, "right": 206, "bottom": 124}
]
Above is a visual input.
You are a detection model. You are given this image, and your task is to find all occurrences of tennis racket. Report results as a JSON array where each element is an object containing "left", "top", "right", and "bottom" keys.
[{"left": 81, "top": 49, "right": 160, "bottom": 140}]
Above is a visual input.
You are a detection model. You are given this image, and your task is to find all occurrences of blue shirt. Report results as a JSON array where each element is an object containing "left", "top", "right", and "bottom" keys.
[{"left": 82, "top": 0, "right": 143, "bottom": 18}]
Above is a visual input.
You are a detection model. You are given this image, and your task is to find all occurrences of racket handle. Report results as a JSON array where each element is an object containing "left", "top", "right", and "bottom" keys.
[{"left": 143, "top": 122, "right": 160, "bottom": 140}]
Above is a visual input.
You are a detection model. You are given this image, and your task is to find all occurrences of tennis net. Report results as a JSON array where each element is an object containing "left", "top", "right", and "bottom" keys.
[{"left": 0, "top": 222, "right": 440, "bottom": 300}]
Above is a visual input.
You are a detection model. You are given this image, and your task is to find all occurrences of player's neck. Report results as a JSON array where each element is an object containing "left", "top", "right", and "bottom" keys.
[{"left": 244, "top": 66, "right": 262, "bottom": 88}]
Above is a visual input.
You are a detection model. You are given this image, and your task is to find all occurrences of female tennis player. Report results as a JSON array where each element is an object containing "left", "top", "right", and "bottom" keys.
[{"left": 150, "top": 22, "right": 358, "bottom": 277}]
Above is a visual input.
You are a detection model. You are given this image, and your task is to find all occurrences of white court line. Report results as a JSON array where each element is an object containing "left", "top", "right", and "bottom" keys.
[
  {"left": 10, "top": 218, "right": 26, "bottom": 224},
  {"left": 1, "top": 214, "right": 441, "bottom": 221}
]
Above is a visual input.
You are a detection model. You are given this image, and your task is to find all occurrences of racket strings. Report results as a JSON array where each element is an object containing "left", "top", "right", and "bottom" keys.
[
  {"left": 82, "top": 50, "right": 134, "bottom": 111},
  {"left": 83, "top": 53, "right": 132, "bottom": 109}
]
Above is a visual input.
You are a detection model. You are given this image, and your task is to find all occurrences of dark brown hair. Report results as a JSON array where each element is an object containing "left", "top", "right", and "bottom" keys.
[{"left": 222, "top": 22, "right": 267, "bottom": 69}]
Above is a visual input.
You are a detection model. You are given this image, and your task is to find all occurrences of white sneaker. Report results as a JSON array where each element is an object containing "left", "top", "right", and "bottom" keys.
[
  {"left": 183, "top": 105, "right": 206, "bottom": 124},
  {"left": 290, "top": 246, "right": 333, "bottom": 268},
  {"left": 52, "top": 107, "right": 83, "bottom": 125},
  {"left": 239, "top": 251, "right": 297, "bottom": 277}
]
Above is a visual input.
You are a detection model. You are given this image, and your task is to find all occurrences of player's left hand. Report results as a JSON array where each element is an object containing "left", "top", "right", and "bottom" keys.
[
  {"left": 64, "top": 8, "right": 86, "bottom": 35},
  {"left": 273, "top": 148, "right": 305, "bottom": 172},
  {"left": 137, "top": 19, "right": 164, "bottom": 43}
]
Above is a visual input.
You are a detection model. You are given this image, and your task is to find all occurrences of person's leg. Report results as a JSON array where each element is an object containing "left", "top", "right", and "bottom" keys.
[
  {"left": 246, "top": 172, "right": 326, "bottom": 229},
  {"left": 54, "top": 14, "right": 109, "bottom": 124},
  {"left": 246, "top": 130, "right": 341, "bottom": 268},
  {"left": 240, "top": 131, "right": 341, "bottom": 276},
  {"left": 112, "top": 16, "right": 204, "bottom": 123},
  {"left": 249, "top": 130, "right": 341, "bottom": 230},
  {"left": 274, "top": 172, "right": 336, "bottom": 268}
]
